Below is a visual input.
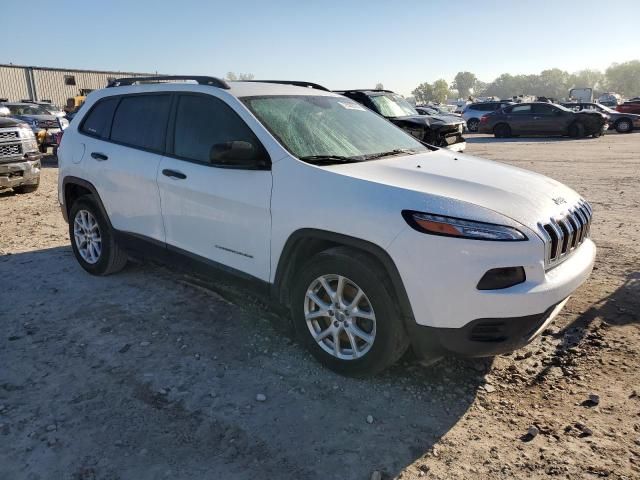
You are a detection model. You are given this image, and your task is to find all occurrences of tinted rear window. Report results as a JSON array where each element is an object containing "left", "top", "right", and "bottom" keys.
[
  {"left": 80, "top": 98, "right": 118, "bottom": 138},
  {"left": 110, "top": 95, "right": 171, "bottom": 151}
]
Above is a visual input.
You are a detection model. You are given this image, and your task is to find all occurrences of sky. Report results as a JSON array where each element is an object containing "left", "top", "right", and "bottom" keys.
[{"left": 4, "top": 0, "right": 640, "bottom": 96}]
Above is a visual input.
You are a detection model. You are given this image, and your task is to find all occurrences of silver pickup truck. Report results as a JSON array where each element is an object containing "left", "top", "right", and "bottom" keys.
[{"left": 0, "top": 115, "right": 41, "bottom": 193}]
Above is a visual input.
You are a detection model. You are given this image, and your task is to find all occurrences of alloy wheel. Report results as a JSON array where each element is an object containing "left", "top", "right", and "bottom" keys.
[
  {"left": 304, "top": 274, "right": 376, "bottom": 360},
  {"left": 73, "top": 209, "right": 102, "bottom": 264}
]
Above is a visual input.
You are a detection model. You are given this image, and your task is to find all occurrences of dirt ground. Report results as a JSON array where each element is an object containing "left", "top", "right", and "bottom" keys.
[{"left": 1, "top": 132, "right": 639, "bottom": 480}]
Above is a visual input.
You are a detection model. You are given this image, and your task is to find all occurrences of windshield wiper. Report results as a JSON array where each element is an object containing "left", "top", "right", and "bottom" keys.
[
  {"left": 362, "top": 149, "right": 419, "bottom": 161},
  {"left": 298, "top": 155, "right": 362, "bottom": 165}
]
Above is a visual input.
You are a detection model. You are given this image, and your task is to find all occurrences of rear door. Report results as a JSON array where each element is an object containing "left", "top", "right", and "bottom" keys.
[
  {"left": 157, "top": 93, "right": 272, "bottom": 281},
  {"left": 79, "top": 94, "right": 171, "bottom": 242},
  {"left": 504, "top": 104, "right": 533, "bottom": 133}
]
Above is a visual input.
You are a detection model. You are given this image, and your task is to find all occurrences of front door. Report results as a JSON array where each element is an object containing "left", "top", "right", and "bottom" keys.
[{"left": 157, "top": 93, "right": 273, "bottom": 281}]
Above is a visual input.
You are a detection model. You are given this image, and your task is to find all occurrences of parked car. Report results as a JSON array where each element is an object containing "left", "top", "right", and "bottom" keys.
[
  {"left": 0, "top": 115, "right": 41, "bottom": 193},
  {"left": 58, "top": 76, "right": 596, "bottom": 376},
  {"left": 597, "top": 92, "right": 622, "bottom": 108},
  {"left": 478, "top": 102, "right": 608, "bottom": 138},
  {"left": 1, "top": 102, "right": 69, "bottom": 152},
  {"left": 616, "top": 100, "right": 640, "bottom": 115},
  {"left": 461, "top": 101, "right": 513, "bottom": 132},
  {"left": 562, "top": 102, "right": 639, "bottom": 133},
  {"left": 19, "top": 100, "right": 66, "bottom": 118},
  {"left": 334, "top": 89, "right": 466, "bottom": 151}
]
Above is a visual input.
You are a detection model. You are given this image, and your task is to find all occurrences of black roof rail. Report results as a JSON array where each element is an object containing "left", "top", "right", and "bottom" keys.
[
  {"left": 107, "top": 75, "right": 230, "bottom": 89},
  {"left": 243, "top": 80, "right": 330, "bottom": 92}
]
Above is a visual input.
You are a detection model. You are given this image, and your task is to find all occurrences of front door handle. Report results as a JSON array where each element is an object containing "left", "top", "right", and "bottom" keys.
[
  {"left": 91, "top": 152, "right": 108, "bottom": 161},
  {"left": 162, "top": 169, "right": 187, "bottom": 180}
]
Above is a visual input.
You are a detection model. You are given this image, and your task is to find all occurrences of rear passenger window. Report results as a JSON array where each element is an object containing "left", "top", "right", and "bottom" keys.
[
  {"left": 110, "top": 95, "right": 171, "bottom": 152},
  {"left": 173, "top": 94, "right": 265, "bottom": 166},
  {"left": 80, "top": 98, "right": 118, "bottom": 138}
]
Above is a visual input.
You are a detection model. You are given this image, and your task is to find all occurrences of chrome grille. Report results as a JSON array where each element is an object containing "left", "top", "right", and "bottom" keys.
[
  {"left": 0, "top": 130, "right": 19, "bottom": 141},
  {"left": 0, "top": 144, "right": 22, "bottom": 157},
  {"left": 539, "top": 200, "right": 592, "bottom": 268}
]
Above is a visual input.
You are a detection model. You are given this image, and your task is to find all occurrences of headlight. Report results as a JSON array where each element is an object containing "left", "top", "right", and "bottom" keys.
[{"left": 402, "top": 211, "right": 527, "bottom": 241}]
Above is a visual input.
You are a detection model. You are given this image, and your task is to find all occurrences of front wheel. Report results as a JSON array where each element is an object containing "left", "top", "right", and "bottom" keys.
[
  {"left": 467, "top": 118, "right": 480, "bottom": 132},
  {"left": 69, "top": 195, "right": 128, "bottom": 275},
  {"left": 291, "top": 247, "right": 409, "bottom": 376},
  {"left": 13, "top": 181, "right": 39, "bottom": 194}
]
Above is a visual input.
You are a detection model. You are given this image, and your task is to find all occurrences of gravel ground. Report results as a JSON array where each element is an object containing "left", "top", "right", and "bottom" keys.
[{"left": 0, "top": 133, "right": 639, "bottom": 480}]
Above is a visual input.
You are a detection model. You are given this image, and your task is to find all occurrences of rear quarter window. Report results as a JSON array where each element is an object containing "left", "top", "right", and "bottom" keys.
[{"left": 79, "top": 97, "right": 119, "bottom": 138}]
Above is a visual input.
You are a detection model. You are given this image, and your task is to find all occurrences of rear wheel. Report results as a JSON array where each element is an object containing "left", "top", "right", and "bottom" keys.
[
  {"left": 69, "top": 195, "right": 128, "bottom": 276},
  {"left": 467, "top": 118, "right": 480, "bottom": 132},
  {"left": 568, "top": 121, "right": 585, "bottom": 138},
  {"left": 615, "top": 118, "right": 633, "bottom": 133},
  {"left": 291, "top": 247, "right": 409, "bottom": 376},
  {"left": 493, "top": 123, "right": 511, "bottom": 138}
]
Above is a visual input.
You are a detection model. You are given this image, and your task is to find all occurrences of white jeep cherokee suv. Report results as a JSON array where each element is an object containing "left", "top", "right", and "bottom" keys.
[{"left": 58, "top": 76, "right": 596, "bottom": 376}]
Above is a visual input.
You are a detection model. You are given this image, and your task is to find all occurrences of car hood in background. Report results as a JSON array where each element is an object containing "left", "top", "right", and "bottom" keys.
[
  {"left": 390, "top": 114, "right": 464, "bottom": 128},
  {"left": 328, "top": 149, "right": 582, "bottom": 231},
  {"left": 0, "top": 117, "right": 25, "bottom": 128}
]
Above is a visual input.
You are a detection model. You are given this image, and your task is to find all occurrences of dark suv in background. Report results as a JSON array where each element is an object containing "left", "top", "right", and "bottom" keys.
[
  {"left": 462, "top": 101, "right": 513, "bottom": 132},
  {"left": 335, "top": 89, "right": 466, "bottom": 151}
]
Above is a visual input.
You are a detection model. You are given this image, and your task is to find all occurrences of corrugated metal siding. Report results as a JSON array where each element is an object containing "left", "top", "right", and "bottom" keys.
[
  {"left": 0, "top": 66, "right": 32, "bottom": 102},
  {"left": 0, "top": 65, "right": 153, "bottom": 107}
]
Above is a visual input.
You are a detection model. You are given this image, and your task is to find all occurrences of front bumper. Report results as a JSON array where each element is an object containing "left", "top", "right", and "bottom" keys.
[
  {"left": 445, "top": 140, "right": 466, "bottom": 152},
  {"left": 0, "top": 155, "right": 42, "bottom": 189},
  {"left": 388, "top": 226, "right": 596, "bottom": 356},
  {"left": 410, "top": 298, "right": 569, "bottom": 357}
]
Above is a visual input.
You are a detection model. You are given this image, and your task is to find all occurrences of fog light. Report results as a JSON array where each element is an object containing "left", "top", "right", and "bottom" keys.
[{"left": 477, "top": 267, "right": 526, "bottom": 290}]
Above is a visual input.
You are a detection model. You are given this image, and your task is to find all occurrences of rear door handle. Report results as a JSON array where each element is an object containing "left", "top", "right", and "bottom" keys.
[
  {"left": 162, "top": 169, "right": 187, "bottom": 180},
  {"left": 91, "top": 152, "right": 108, "bottom": 161}
]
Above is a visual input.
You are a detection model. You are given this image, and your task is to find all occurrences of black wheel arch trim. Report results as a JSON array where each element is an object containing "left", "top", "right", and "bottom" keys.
[
  {"left": 273, "top": 228, "right": 416, "bottom": 324},
  {"left": 61, "top": 176, "right": 112, "bottom": 228}
]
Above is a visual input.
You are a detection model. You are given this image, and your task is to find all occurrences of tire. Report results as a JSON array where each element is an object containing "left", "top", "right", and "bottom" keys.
[
  {"left": 615, "top": 118, "right": 633, "bottom": 133},
  {"left": 493, "top": 123, "right": 511, "bottom": 138},
  {"left": 68, "top": 195, "right": 127, "bottom": 276},
  {"left": 13, "top": 181, "right": 39, "bottom": 194},
  {"left": 467, "top": 118, "right": 480, "bottom": 132},
  {"left": 290, "top": 246, "right": 409, "bottom": 376},
  {"left": 568, "top": 122, "right": 585, "bottom": 138}
]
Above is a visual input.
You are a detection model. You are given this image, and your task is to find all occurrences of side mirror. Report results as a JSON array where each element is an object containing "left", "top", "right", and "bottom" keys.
[{"left": 209, "top": 140, "right": 263, "bottom": 167}]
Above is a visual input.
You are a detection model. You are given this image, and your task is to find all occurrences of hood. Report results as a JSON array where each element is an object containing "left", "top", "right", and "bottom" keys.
[
  {"left": 0, "top": 116, "right": 24, "bottom": 128},
  {"left": 328, "top": 149, "right": 583, "bottom": 231},
  {"left": 392, "top": 114, "right": 463, "bottom": 128}
]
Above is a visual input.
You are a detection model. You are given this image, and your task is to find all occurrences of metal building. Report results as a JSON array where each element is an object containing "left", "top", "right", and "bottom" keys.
[{"left": 0, "top": 64, "right": 153, "bottom": 107}]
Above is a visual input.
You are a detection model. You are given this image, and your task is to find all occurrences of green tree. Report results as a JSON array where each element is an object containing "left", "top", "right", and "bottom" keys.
[
  {"left": 604, "top": 61, "right": 640, "bottom": 97},
  {"left": 431, "top": 79, "right": 450, "bottom": 103},
  {"left": 568, "top": 69, "right": 604, "bottom": 90},
  {"left": 412, "top": 82, "right": 433, "bottom": 104},
  {"left": 375, "top": 82, "right": 384, "bottom": 90},
  {"left": 225, "top": 72, "right": 255, "bottom": 81},
  {"left": 452, "top": 71, "right": 477, "bottom": 98}
]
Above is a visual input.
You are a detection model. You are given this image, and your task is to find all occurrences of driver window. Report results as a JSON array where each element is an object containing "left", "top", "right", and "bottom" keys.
[{"left": 174, "top": 95, "right": 264, "bottom": 166}]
